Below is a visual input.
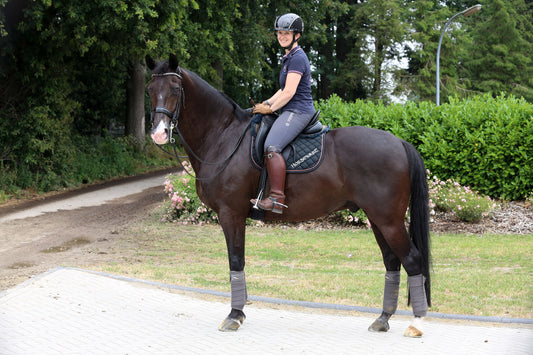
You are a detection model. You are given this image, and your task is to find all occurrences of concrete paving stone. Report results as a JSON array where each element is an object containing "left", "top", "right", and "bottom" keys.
[{"left": 0, "top": 267, "right": 531, "bottom": 355}]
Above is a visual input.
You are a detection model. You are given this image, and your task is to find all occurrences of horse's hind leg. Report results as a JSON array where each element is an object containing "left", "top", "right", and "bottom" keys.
[
  {"left": 368, "top": 223, "right": 402, "bottom": 333},
  {"left": 369, "top": 222, "right": 428, "bottom": 337}
]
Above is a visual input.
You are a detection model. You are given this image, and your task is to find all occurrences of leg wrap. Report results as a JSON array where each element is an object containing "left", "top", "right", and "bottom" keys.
[
  {"left": 408, "top": 274, "right": 428, "bottom": 317},
  {"left": 230, "top": 270, "right": 247, "bottom": 311},
  {"left": 383, "top": 270, "right": 401, "bottom": 314}
]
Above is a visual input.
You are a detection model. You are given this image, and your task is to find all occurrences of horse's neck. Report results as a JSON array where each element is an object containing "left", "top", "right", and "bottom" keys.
[{"left": 180, "top": 76, "right": 246, "bottom": 165}]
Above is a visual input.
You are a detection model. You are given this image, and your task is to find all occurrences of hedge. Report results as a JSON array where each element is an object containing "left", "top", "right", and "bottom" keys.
[{"left": 317, "top": 94, "right": 532, "bottom": 200}]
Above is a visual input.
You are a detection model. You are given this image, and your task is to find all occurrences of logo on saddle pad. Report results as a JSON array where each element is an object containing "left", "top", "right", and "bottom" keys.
[
  {"left": 249, "top": 114, "right": 329, "bottom": 174},
  {"left": 289, "top": 148, "right": 319, "bottom": 169}
]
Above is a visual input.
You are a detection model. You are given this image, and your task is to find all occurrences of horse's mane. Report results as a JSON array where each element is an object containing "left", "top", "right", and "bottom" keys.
[{"left": 153, "top": 61, "right": 249, "bottom": 122}]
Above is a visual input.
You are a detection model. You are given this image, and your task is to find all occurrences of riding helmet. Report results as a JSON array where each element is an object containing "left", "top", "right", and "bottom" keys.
[{"left": 274, "top": 13, "right": 304, "bottom": 34}]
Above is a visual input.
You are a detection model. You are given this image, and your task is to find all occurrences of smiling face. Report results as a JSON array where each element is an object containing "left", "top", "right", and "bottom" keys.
[{"left": 277, "top": 30, "right": 300, "bottom": 49}]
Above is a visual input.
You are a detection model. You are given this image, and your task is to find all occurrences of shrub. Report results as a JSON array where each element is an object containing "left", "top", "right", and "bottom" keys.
[
  {"left": 161, "top": 165, "right": 497, "bottom": 225},
  {"left": 161, "top": 162, "right": 218, "bottom": 225},
  {"left": 418, "top": 94, "right": 532, "bottom": 200},
  {"left": 0, "top": 133, "right": 174, "bottom": 199},
  {"left": 332, "top": 209, "right": 371, "bottom": 228},
  {"left": 318, "top": 93, "right": 533, "bottom": 200},
  {"left": 428, "top": 171, "right": 497, "bottom": 223}
]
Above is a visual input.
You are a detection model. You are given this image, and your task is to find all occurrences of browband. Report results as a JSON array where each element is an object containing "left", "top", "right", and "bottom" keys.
[{"left": 151, "top": 72, "right": 182, "bottom": 79}]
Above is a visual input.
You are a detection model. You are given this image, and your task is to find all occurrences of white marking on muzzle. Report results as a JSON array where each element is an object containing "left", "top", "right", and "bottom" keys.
[{"left": 151, "top": 120, "right": 169, "bottom": 145}]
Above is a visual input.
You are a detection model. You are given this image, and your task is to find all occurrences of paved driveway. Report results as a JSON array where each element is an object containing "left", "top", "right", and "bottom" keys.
[{"left": 1, "top": 268, "right": 531, "bottom": 354}]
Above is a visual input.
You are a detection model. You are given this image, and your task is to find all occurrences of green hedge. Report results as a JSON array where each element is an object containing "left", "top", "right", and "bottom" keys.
[
  {"left": 318, "top": 94, "right": 533, "bottom": 200},
  {"left": 0, "top": 135, "right": 175, "bottom": 199}
]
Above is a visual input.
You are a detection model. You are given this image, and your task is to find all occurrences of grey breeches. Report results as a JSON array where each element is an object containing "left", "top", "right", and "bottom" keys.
[{"left": 264, "top": 110, "right": 315, "bottom": 152}]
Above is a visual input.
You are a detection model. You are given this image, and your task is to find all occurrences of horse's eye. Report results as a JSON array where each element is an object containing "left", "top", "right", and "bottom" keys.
[
  {"left": 147, "top": 87, "right": 153, "bottom": 94},
  {"left": 171, "top": 87, "right": 180, "bottom": 95}
]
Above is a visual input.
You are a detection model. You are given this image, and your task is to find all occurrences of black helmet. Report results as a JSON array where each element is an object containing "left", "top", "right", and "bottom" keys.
[{"left": 274, "top": 13, "right": 304, "bottom": 34}]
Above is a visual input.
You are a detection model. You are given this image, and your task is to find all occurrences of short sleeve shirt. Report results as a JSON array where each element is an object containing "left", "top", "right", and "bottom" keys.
[{"left": 279, "top": 46, "right": 315, "bottom": 114}]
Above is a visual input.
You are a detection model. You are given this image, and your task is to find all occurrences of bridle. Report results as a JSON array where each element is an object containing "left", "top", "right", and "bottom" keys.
[
  {"left": 150, "top": 70, "right": 185, "bottom": 145},
  {"left": 149, "top": 69, "right": 249, "bottom": 181}
]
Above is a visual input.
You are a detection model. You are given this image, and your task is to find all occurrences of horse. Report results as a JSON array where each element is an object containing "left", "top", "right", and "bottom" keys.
[{"left": 146, "top": 54, "right": 431, "bottom": 338}]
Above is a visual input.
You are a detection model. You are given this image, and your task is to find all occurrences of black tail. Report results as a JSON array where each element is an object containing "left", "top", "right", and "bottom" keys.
[{"left": 402, "top": 140, "right": 431, "bottom": 307}]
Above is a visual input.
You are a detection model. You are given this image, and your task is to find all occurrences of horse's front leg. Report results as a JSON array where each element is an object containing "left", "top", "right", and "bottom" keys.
[{"left": 218, "top": 213, "right": 248, "bottom": 332}]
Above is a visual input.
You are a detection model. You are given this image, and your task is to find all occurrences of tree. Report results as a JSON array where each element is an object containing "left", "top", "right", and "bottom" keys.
[
  {"left": 0, "top": 0, "right": 194, "bottom": 189},
  {"left": 400, "top": 0, "right": 482, "bottom": 103},
  {"left": 464, "top": 0, "right": 533, "bottom": 101},
  {"left": 350, "top": 0, "right": 408, "bottom": 101},
  {"left": 0, "top": 0, "right": 7, "bottom": 37}
]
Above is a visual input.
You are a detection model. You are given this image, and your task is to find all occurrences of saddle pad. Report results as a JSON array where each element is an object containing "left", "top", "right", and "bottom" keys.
[{"left": 250, "top": 123, "right": 329, "bottom": 174}]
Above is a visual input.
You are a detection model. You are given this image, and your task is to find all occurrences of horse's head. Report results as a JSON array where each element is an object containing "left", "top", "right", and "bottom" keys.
[{"left": 146, "top": 54, "right": 183, "bottom": 145}]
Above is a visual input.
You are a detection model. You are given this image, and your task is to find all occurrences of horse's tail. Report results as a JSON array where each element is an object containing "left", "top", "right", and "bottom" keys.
[{"left": 402, "top": 140, "right": 431, "bottom": 307}]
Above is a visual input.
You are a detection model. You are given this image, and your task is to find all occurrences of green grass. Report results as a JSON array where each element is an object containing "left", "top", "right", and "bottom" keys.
[{"left": 95, "top": 216, "right": 532, "bottom": 319}]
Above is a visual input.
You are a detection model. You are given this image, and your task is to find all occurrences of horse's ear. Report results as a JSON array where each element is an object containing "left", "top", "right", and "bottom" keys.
[
  {"left": 145, "top": 55, "right": 156, "bottom": 70},
  {"left": 169, "top": 54, "right": 179, "bottom": 71}
]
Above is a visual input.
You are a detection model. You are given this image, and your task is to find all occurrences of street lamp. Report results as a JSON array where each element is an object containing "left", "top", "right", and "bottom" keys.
[{"left": 436, "top": 4, "right": 482, "bottom": 106}]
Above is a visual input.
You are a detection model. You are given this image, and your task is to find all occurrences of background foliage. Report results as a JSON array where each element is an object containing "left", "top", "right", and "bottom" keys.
[
  {"left": 319, "top": 94, "right": 532, "bottom": 200},
  {"left": 0, "top": 0, "right": 532, "bottom": 199}
]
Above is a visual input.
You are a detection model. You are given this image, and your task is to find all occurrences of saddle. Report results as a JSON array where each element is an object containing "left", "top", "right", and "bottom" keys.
[
  {"left": 250, "top": 111, "right": 329, "bottom": 173},
  {"left": 249, "top": 111, "right": 329, "bottom": 221}
]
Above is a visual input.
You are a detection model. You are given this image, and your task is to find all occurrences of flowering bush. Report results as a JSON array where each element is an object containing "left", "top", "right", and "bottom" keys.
[
  {"left": 160, "top": 163, "right": 496, "bottom": 226},
  {"left": 161, "top": 161, "right": 218, "bottom": 225},
  {"left": 428, "top": 171, "right": 497, "bottom": 222},
  {"left": 333, "top": 209, "right": 371, "bottom": 228}
]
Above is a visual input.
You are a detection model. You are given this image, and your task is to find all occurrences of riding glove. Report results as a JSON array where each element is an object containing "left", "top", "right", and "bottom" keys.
[{"left": 253, "top": 102, "right": 273, "bottom": 115}]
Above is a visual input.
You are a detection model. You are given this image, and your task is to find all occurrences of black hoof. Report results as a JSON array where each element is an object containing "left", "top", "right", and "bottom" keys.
[
  {"left": 368, "top": 318, "right": 390, "bottom": 332},
  {"left": 368, "top": 312, "right": 392, "bottom": 332}
]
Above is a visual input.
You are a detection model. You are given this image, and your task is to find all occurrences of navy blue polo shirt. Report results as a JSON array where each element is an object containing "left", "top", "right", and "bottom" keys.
[{"left": 280, "top": 46, "right": 315, "bottom": 114}]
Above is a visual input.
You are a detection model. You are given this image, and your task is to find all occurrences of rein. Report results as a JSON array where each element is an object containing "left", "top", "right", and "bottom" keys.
[{"left": 150, "top": 70, "right": 249, "bottom": 181}]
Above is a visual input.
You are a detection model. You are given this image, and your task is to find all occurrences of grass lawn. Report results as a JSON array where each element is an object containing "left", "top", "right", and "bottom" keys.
[{"left": 95, "top": 213, "right": 532, "bottom": 319}]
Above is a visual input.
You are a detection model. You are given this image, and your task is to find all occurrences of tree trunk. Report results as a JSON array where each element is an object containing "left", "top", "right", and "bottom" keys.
[
  {"left": 373, "top": 39, "right": 383, "bottom": 95},
  {"left": 125, "top": 56, "right": 146, "bottom": 150}
]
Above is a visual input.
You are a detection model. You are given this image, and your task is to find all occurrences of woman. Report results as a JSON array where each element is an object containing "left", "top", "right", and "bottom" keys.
[{"left": 251, "top": 13, "right": 316, "bottom": 214}]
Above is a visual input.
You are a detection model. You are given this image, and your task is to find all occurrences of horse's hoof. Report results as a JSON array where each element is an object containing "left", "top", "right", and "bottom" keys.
[
  {"left": 403, "top": 325, "right": 423, "bottom": 338},
  {"left": 368, "top": 318, "right": 390, "bottom": 332},
  {"left": 218, "top": 315, "right": 245, "bottom": 332}
]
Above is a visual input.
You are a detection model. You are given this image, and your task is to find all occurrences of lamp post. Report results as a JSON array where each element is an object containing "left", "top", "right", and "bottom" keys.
[{"left": 436, "top": 4, "right": 482, "bottom": 106}]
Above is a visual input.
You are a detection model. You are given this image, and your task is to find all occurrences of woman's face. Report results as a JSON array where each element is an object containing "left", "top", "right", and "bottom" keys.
[{"left": 277, "top": 30, "right": 299, "bottom": 48}]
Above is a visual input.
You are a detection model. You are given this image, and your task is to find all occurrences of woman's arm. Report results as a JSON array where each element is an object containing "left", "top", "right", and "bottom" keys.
[
  {"left": 265, "top": 89, "right": 283, "bottom": 106},
  {"left": 268, "top": 73, "right": 301, "bottom": 112}
]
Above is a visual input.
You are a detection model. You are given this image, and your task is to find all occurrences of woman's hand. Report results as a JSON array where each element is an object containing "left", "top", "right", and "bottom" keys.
[{"left": 252, "top": 102, "right": 273, "bottom": 114}]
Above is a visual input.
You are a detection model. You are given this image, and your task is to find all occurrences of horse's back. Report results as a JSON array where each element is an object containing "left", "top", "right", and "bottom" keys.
[
  {"left": 321, "top": 126, "right": 411, "bottom": 207},
  {"left": 327, "top": 125, "right": 408, "bottom": 169}
]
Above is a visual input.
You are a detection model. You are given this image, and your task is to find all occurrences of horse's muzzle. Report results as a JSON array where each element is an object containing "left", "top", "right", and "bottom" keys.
[{"left": 151, "top": 120, "right": 170, "bottom": 145}]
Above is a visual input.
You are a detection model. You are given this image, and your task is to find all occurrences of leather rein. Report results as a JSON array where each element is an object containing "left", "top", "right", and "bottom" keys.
[{"left": 150, "top": 69, "right": 249, "bottom": 181}]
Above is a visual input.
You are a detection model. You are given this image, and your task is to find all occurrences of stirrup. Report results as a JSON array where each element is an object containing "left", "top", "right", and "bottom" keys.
[
  {"left": 250, "top": 197, "right": 288, "bottom": 214},
  {"left": 268, "top": 197, "right": 288, "bottom": 214}
]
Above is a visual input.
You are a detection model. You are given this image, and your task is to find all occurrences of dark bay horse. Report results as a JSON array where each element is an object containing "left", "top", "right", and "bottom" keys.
[{"left": 146, "top": 54, "right": 431, "bottom": 337}]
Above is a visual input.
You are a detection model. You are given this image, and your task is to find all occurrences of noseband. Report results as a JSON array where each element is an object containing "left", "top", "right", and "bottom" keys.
[{"left": 150, "top": 70, "right": 185, "bottom": 144}]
